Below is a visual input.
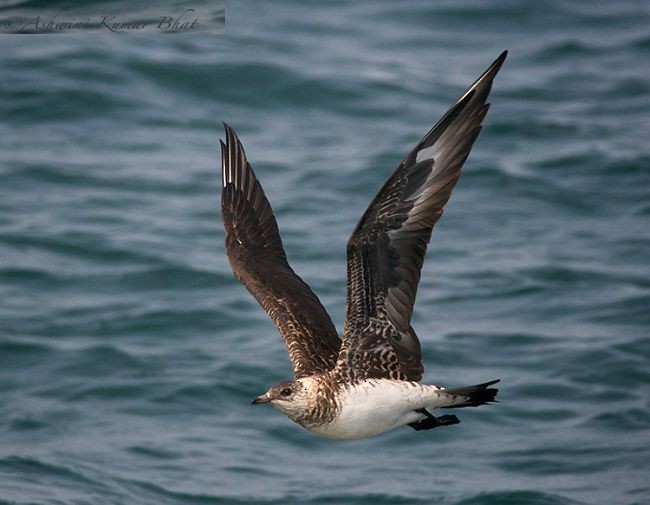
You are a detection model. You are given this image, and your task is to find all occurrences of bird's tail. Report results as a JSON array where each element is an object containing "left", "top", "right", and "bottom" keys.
[{"left": 441, "top": 379, "right": 500, "bottom": 408}]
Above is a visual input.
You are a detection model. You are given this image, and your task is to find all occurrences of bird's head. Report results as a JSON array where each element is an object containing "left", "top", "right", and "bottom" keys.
[{"left": 251, "top": 379, "right": 311, "bottom": 418}]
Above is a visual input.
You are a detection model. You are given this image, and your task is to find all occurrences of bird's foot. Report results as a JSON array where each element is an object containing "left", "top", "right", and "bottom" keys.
[{"left": 408, "top": 409, "right": 460, "bottom": 431}]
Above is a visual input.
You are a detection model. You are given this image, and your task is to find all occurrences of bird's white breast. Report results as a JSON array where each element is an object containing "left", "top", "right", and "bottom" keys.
[{"left": 308, "top": 379, "right": 444, "bottom": 440}]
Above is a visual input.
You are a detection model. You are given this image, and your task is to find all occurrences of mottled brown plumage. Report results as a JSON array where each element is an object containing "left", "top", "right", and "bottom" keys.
[
  {"left": 336, "top": 51, "right": 507, "bottom": 383},
  {"left": 220, "top": 125, "right": 341, "bottom": 379},
  {"left": 221, "top": 51, "right": 506, "bottom": 391}
]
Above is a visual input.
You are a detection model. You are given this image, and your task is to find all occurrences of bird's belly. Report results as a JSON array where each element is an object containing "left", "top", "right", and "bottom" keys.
[{"left": 307, "top": 380, "right": 433, "bottom": 440}]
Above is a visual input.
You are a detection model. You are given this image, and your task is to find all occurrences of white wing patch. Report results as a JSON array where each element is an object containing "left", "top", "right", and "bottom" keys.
[{"left": 415, "top": 143, "right": 439, "bottom": 163}]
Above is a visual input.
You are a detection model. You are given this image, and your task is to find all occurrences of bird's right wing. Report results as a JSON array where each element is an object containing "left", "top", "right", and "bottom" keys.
[{"left": 221, "top": 124, "right": 341, "bottom": 379}]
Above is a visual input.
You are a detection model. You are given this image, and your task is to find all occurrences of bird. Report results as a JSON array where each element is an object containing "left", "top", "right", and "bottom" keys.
[{"left": 220, "top": 51, "right": 506, "bottom": 440}]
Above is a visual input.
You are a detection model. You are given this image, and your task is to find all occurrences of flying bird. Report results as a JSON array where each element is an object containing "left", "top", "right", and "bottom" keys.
[{"left": 220, "top": 51, "right": 506, "bottom": 440}]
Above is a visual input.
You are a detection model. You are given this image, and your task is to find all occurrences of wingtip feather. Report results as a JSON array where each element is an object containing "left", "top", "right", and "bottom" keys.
[
  {"left": 220, "top": 123, "right": 250, "bottom": 191},
  {"left": 466, "top": 50, "right": 507, "bottom": 97}
]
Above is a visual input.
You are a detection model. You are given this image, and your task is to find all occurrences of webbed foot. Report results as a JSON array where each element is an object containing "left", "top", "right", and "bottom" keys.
[{"left": 408, "top": 409, "right": 460, "bottom": 431}]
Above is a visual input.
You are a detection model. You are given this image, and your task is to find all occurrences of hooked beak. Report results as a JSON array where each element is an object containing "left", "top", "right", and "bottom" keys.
[{"left": 251, "top": 394, "right": 271, "bottom": 405}]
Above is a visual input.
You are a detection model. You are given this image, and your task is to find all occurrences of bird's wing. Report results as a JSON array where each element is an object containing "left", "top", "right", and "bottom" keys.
[
  {"left": 336, "top": 51, "right": 507, "bottom": 382},
  {"left": 221, "top": 124, "right": 341, "bottom": 379}
]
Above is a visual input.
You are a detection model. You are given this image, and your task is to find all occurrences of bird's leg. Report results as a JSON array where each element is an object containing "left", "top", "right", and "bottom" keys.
[{"left": 408, "top": 408, "right": 460, "bottom": 431}]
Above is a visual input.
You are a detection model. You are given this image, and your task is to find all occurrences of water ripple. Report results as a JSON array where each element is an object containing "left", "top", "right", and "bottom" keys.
[{"left": 2, "top": 1, "right": 649, "bottom": 504}]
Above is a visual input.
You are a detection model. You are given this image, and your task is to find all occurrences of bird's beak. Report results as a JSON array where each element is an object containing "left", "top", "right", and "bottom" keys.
[{"left": 251, "top": 394, "right": 271, "bottom": 405}]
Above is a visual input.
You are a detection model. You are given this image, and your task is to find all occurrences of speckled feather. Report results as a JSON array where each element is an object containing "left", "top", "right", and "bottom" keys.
[
  {"left": 221, "top": 51, "right": 506, "bottom": 387},
  {"left": 337, "top": 51, "right": 507, "bottom": 382},
  {"left": 220, "top": 125, "right": 341, "bottom": 379}
]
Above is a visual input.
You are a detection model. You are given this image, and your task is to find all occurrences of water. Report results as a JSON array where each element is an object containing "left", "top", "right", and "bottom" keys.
[{"left": 1, "top": 1, "right": 649, "bottom": 504}]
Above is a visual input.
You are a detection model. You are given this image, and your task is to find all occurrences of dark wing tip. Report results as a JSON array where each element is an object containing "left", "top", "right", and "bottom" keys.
[
  {"left": 477, "top": 51, "right": 508, "bottom": 85},
  {"left": 219, "top": 139, "right": 227, "bottom": 187},
  {"left": 220, "top": 122, "right": 286, "bottom": 257},
  {"left": 409, "top": 51, "right": 506, "bottom": 160},
  {"left": 220, "top": 122, "right": 250, "bottom": 192},
  {"left": 222, "top": 121, "right": 233, "bottom": 134},
  {"left": 493, "top": 50, "right": 508, "bottom": 71},
  {"left": 462, "top": 50, "right": 507, "bottom": 101}
]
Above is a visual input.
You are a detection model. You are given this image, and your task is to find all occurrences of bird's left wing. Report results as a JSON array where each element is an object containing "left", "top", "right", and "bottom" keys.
[
  {"left": 221, "top": 124, "right": 341, "bottom": 379},
  {"left": 336, "top": 51, "right": 507, "bottom": 382}
]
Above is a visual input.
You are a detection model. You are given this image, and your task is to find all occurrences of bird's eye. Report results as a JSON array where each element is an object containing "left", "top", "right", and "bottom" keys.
[{"left": 280, "top": 388, "right": 292, "bottom": 397}]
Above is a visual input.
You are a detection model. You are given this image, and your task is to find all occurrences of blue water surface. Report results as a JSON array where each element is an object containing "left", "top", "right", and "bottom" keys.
[{"left": 1, "top": 1, "right": 649, "bottom": 504}]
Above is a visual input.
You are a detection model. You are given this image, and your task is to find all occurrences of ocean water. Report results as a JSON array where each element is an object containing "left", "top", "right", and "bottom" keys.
[{"left": 1, "top": 1, "right": 649, "bottom": 504}]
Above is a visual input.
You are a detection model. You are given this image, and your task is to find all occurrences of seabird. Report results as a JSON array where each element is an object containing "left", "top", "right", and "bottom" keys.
[{"left": 220, "top": 51, "right": 507, "bottom": 440}]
